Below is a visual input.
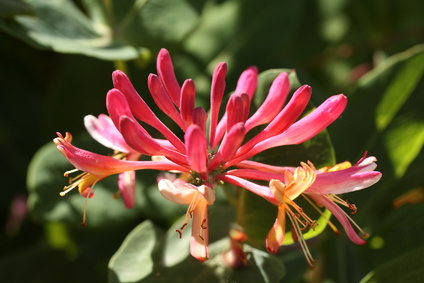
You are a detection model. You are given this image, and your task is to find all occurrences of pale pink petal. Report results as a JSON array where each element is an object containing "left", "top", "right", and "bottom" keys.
[
  {"left": 157, "top": 48, "right": 181, "bottom": 107},
  {"left": 198, "top": 184, "right": 216, "bottom": 205},
  {"left": 308, "top": 171, "right": 381, "bottom": 195},
  {"left": 180, "top": 79, "right": 195, "bottom": 126},
  {"left": 190, "top": 199, "right": 209, "bottom": 262},
  {"left": 208, "top": 62, "right": 227, "bottom": 148},
  {"left": 118, "top": 170, "right": 136, "bottom": 208},
  {"left": 157, "top": 179, "right": 196, "bottom": 205},
  {"left": 266, "top": 205, "right": 286, "bottom": 254},
  {"left": 148, "top": 74, "right": 186, "bottom": 130},
  {"left": 308, "top": 194, "right": 366, "bottom": 245},
  {"left": 185, "top": 125, "right": 208, "bottom": 176},
  {"left": 84, "top": 114, "right": 132, "bottom": 153},
  {"left": 245, "top": 72, "right": 290, "bottom": 132}
]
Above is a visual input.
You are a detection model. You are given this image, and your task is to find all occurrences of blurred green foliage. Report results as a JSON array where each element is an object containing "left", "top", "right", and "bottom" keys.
[{"left": 1, "top": 0, "right": 424, "bottom": 282}]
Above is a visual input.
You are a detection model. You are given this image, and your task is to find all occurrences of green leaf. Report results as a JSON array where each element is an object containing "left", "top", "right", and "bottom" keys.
[
  {"left": 375, "top": 47, "right": 424, "bottom": 131},
  {"left": 0, "top": 0, "right": 205, "bottom": 60},
  {"left": 0, "top": 0, "right": 34, "bottom": 17},
  {"left": 109, "top": 220, "right": 159, "bottom": 283},
  {"left": 359, "top": 245, "right": 424, "bottom": 283}
]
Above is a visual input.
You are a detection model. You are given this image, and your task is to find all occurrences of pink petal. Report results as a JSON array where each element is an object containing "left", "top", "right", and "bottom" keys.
[
  {"left": 213, "top": 66, "right": 258, "bottom": 149},
  {"left": 185, "top": 125, "right": 208, "bottom": 176},
  {"left": 156, "top": 48, "right": 181, "bottom": 107},
  {"left": 180, "top": 79, "right": 195, "bottom": 126},
  {"left": 148, "top": 74, "right": 186, "bottom": 130},
  {"left": 230, "top": 94, "right": 347, "bottom": 164},
  {"left": 231, "top": 85, "right": 311, "bottom": 163},
  {"left": 119, "top": 116, "right": 188, "bottom": 166},
  {"left": 226, "top": 93, "right": 249, "bottom": 132},
  {"left": 209, "top": 62, "right": 227, "bottom": 148},
  {"left": 217, "top": 123, "right": 246, "bottom": 162},
  {"left": 112, "top": 70, "right": 186, "bottom": 153},
  {"left": 192, "top": 107, "right": 208, "bottom": 134},
  {"left": 217, "top": 174, "right": 278, "bottom": 206},
  {"left": 54, "top": 133, "right": 189, "bottom": 176},
  {"left": 308, "top": 194, "right": 366, "bottom": 245},
  {"left": 245, "top": 72, "right": 290, "bottom": 132}
]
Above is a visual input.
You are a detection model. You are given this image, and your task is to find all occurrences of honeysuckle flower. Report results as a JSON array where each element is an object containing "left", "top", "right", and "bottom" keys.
[
  {"left": 54, "top": 48, "right": 380, "bottom": 263},
  {"left": 219, "top": 154, "right": 381, "bottom": 266}
]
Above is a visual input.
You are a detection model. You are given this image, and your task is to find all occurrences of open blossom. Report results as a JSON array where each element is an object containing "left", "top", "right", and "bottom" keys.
[{"left": 55, "top": 48, "right": 381, "bottom": 263}]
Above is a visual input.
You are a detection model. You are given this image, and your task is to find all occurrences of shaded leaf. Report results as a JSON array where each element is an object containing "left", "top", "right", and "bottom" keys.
[
  {"left": 360, "top": 245, "right": 424, "bottom": 283},
  {"left": 0, "top": 0, "right": 34, "bottom": 17},
  {"left": 109, "top": 220, "right": 160, "bottom": 283}
]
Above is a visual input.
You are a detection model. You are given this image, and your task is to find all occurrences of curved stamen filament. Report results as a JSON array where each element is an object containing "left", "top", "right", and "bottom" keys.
[
  {"left": 302, "top": 194, "right": 339, "bottom": 234},
  {"left": 287, "top": 212, "right": 315, "bottom": 268},
  {"left": 329, "top": 195, "right": 357, "bottom": 214}
]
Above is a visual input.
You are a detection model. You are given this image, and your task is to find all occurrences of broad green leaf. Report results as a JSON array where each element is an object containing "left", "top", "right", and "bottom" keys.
[
  {"left": 109, "top": 220, "right": 159, "bottom": 283},
  {"left": 0, "top": 0, "right": 205, "bottom": 60},
  {"left": 359, "top": 245, "right": 424, "bottom": 283}
]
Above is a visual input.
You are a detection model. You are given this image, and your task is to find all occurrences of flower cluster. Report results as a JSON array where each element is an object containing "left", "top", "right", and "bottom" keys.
[{"left": 54, "top": 49, "right": 381, "bottom": 265}]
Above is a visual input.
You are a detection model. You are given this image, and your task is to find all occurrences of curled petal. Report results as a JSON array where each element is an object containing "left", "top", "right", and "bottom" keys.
[
  {"left": 269, "top": 179, "right": 285, "bottom": 204},
  {"left": 266, "top": 205, "right": 286, "bottom": 254},
  {"left": 158, "top": 179, "right": 197, "bottom": 205},
  {"left": 309, "top": 194, "right": 366, "bottom": 245},
  {"left": 198, "top": 184, "right": 216, "bottom": 205}
]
